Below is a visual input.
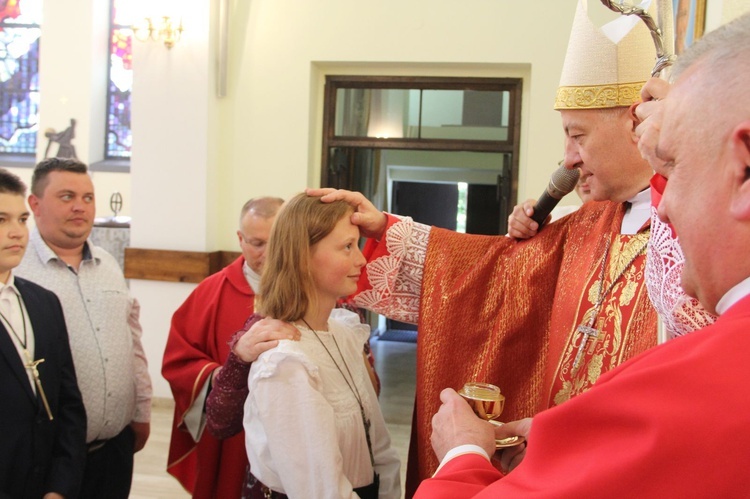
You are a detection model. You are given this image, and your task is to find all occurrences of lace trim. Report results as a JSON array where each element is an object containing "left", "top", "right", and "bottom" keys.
[
  {"left": 646, "top": 208, "right": 716, "bottom": 339},
  {"left": 355, "top": 216, "right": 431, "bottom": 324}
]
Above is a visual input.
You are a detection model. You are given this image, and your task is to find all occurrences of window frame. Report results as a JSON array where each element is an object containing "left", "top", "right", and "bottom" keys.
[{"left": 320, "top": 75, "right": 523, "bottom": 203}]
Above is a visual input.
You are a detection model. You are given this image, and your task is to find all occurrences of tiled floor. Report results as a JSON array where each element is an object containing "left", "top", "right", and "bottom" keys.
[{"left": 131, "top": 338, "right": 417, "bottom": 498}]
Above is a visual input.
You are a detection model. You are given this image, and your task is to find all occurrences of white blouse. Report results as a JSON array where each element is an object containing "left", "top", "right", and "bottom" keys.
[{"left": 244, "top": 309, "right": 401, "bottom": 498}]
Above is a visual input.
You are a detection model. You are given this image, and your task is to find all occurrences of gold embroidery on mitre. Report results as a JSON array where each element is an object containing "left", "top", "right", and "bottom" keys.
[{"left": 554, "top": 82, "right": 645, "bottom": 110}]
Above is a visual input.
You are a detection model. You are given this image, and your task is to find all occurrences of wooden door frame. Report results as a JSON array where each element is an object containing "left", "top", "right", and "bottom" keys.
[{"left": 320, "top": 75, "right": 522, "bottom": 212}]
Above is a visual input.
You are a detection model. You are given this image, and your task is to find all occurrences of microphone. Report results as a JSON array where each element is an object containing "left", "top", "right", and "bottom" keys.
[{"left": 530, "top": 162, "right": 581, "bottom": 227}]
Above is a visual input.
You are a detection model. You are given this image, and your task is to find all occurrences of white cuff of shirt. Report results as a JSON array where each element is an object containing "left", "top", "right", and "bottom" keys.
[{"left": 434, "top": 445, "right": 490, "bottom": 475}]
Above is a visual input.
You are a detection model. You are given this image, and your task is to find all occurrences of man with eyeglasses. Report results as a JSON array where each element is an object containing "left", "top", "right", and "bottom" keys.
[{"left": 162, "top": 196, "right": 291, "bottom": 498}]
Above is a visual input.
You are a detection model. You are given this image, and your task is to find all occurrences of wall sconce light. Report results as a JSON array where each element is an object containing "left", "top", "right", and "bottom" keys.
[{"left": 134, "top": 16, "right": 184, "bottom": 49}]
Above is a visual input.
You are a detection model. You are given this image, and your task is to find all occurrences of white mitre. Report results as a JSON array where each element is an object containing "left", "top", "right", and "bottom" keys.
[{"left": 555, "top": 0, "right": 657, "bottom": 110}]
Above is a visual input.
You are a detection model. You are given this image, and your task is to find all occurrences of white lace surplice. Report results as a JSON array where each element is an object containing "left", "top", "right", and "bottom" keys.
[
  {"left": 646, "top": 208, "right": 716, "bottom": 339},
  {"left": 354, "top": 216, "right": 430, "bottom": 324},
  {"left": 243, "top": 309, "right": 400, "bottom": 499}
]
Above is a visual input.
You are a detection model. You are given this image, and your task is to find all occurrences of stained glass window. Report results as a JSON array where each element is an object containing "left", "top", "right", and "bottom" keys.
[
  {"left": 0, "top": 0, "right": 41, "bottom": 156},
  {"left": 106, "top": 0, "right": 134, "bottom": 159}
]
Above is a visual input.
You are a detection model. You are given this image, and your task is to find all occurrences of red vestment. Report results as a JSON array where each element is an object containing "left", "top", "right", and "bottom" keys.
[
  {"left": 162, "top": 256, "right": 255, "bottom": 498},
  {"left": 414, "top": 294, "right": 750, "bottom": 498},
  {"left": 356, "top": 201, "right": 658, "bottom": 495}
]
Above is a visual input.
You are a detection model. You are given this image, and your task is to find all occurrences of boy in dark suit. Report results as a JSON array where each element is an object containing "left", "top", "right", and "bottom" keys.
[{"left": 0, "top": 168, "right": 86, "bottom": 499}]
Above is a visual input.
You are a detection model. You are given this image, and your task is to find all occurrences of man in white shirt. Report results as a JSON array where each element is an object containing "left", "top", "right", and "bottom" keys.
[{"left": 16, "top": 157, "right": 152, "bottom": 499}]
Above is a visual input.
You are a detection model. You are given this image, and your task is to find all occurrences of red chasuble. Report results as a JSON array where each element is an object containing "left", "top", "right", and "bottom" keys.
[
  {"left": 414, "top": 294, "right": 750, "bottom": 498},
  {"left": 162, "top": 256, "right": 255, "bottom": 498},
  {"left": 374, "top": 201, "right": 657, "bottom": 495}
]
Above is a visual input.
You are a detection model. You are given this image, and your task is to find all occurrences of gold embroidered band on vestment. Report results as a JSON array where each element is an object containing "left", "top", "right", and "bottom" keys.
[
  {"left": 551, "top": 231, "right": 652, "bottom": 406},
  {"left": 554, "top": 81, "right": 645, "bottom": 110}
]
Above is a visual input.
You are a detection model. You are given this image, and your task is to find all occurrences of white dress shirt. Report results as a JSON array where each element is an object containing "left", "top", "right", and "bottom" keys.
[
  {"left": 621, "top": 188, "right": 651, "bottom": 235},
  {"left": 0, "top": 275, "right": 36, "bottom": 392},
  {"left": 16, "top": 227, "right": 152, "bottom": 442},
  {"left": 715, "top": 276, "right": 750, "bottom": 315}
]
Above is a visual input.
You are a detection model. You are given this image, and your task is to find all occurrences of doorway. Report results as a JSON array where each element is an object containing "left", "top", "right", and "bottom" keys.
[
  {"left": 321, "top": 76, "right": 522, "bottom": 338},
  {"left": 392, "top": 181, "right": 458, "bottom": 231},
  {"left": 321, "top": 75, "right": 522, "bottom": 221}
]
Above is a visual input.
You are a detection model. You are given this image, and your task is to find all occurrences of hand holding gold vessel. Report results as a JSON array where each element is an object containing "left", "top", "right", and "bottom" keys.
[{"left": 458, "top": 382, "right": 525, "bottom": 449}]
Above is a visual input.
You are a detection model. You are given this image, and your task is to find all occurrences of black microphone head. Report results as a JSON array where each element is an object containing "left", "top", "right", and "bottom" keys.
[{"left": 547, "top": 163, "right": 580, "bottom": 200}]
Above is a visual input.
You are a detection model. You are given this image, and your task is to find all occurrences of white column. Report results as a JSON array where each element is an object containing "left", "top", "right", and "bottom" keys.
[{"left": 129, "top": 0, "right": 219, "bottom": 398}]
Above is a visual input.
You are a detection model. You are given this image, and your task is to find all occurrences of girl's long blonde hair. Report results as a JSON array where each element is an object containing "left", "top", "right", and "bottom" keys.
[{"left": 258, "top": 193, "right": 353, "bottom": 321}]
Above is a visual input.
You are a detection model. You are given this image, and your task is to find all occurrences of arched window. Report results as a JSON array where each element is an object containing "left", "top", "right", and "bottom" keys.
[
  {"left": 0, "top": 0, "right": 41, "bottom": 156},
  {"left": 106, "top": 0, "right": 133, "bottom": 159}
]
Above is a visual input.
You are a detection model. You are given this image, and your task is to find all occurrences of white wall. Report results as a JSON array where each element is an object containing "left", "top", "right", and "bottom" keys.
[
  {"left": 706, "top": 0, "right": 750, "bottom": 28},
  {"left": 129, "top": 0, "right": 217, "bottom": 398},
  {"left": 217, "top": 1, "right": 576, "bottom": 244}
]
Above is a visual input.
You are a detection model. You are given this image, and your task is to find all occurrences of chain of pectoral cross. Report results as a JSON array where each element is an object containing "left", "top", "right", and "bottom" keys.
[
  {"left": 572, "top": 235, "right": 650, "bottom": 372},
  {"left": 0, "top": 295, "right": 54, "bottom": 420}
]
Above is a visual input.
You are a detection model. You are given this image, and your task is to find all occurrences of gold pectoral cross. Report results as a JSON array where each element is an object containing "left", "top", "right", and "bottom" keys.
[
  {"left": 572, "top": 324, "right": 599, "bottom": 372},
  {"left": 24, "top": 354, "right": 53, "bottom": 421}
]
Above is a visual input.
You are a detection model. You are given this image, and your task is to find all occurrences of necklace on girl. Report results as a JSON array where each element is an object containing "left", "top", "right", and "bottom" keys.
[{"left": 300, "top": 318, "right": 375, "bottom": 467}]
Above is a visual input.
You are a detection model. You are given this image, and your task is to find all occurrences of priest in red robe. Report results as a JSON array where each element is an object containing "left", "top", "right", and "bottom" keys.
[
  {"left": 162, "top": 197, "right": 286, "bottom": 498},
  {"left": 415, "top": 15, "right": 750, "bottom": 494}
]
